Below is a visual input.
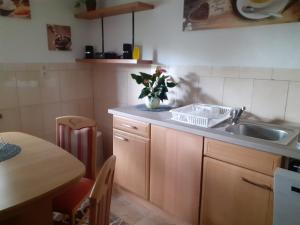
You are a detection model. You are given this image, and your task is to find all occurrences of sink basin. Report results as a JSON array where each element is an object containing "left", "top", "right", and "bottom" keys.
[{"left": 225, "top": 122, "right": 299, "bottom": 145}]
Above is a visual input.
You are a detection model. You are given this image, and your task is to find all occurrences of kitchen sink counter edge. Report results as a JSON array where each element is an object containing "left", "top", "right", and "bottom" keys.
[{"left": 108, "top": 105, "right": 300, "bottom": 160}]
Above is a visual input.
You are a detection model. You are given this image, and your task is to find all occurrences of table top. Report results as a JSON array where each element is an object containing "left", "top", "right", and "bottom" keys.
[{"left": 0, "top": 132, "right": 85, "bottom": 215}]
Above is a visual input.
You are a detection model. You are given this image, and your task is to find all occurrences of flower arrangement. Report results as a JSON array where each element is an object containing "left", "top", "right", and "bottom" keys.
[{"left": 131, "top": 67, "right": 177, "bottom": 109}]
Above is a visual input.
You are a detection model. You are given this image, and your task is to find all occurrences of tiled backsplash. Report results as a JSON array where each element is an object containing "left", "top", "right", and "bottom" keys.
[
  {"left": 0, "top": 63, "right": 94, "bottom": 143},
  {"left": 92, "top": 64, "right": 300, "bottom": 156},
  {"left": 166, "top": 65, "right": 300, "bottom": 124},
  {"left": 93, "top": 65, "right": 300, "bottom": 123},
  {"left": 1, "top": 63, "right": 299, "bottom": 156}
]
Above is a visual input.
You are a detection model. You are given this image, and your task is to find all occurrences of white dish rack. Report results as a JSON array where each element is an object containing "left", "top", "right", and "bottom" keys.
[{"left": 170, "top": 104, "right": 233, "bottom": 128}]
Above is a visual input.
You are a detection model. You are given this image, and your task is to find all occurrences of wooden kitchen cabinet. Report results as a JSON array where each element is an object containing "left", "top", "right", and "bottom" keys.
[
  {"left": 113, "top": 128, "right": 150, "bottom": 199},
  {"left": 200, "top": 157, "right": 274, "bottom": 225},
  {"left": 150, "top": 125, "right": 203, "bottom": 225}
]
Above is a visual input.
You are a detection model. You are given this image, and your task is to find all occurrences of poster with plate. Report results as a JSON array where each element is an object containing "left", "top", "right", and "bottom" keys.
[
  {"left": 47, "top": 24, "right": 72, "bottom": 51},
  {"left": 0, "top": 0, "right": 31, "bottom": 18},
  {"left": 183, "top": 0, "right": 300, "bottom": 31}
]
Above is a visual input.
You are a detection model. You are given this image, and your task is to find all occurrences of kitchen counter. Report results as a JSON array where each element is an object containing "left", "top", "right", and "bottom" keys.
[{"left": 108, "top": 105, "right": 300, "bottom": 160}]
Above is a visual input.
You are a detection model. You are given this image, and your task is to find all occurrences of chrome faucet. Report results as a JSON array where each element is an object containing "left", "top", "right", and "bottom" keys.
[{"left": 231, "top": 107, "right": 246, "bottom": 125}]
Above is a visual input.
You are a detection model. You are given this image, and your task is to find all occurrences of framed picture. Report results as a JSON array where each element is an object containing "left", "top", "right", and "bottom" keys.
[
  {"left": 47, "top": 24, "right": 72, "bottom": 51},
  {"left": 183, "top": 0, "right": 300, "bottom": 31},
  {"left": 0, "top": 0, "right": 31, "bottom": 18}
]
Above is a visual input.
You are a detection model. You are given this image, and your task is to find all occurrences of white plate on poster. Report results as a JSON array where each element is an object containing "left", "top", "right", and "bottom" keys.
[{"left": 235, "top": 0, "right": 290, "bottom": 20}]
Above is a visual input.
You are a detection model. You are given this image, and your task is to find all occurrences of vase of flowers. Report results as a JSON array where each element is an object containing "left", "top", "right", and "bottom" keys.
[{"left": 131, "top": 67, "right": 177, "bottom": 109}]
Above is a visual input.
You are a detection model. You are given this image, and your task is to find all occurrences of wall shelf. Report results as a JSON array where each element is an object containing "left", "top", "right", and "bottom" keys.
[
  {"left": 76, "top": 59, "right": 153, "bottom": 65},
  {"left": 75, "top": 2, "right": 154, "bottom": 20}
]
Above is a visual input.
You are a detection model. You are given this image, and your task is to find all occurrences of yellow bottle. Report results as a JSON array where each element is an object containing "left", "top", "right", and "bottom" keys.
[{"left": 133, "top": 47, "right": 140, "bottom": 60}]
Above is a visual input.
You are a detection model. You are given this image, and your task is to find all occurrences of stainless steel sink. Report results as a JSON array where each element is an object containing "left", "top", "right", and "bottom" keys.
[{"left": 225, "top": 122, "right": 299, "bottom": 145}]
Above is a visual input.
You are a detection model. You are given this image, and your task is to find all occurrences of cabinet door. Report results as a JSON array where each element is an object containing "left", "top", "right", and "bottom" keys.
[
  {"left": 113, "top": 129, "right": 150, "bottom": 199},
  {"left": 150, "top": 125, "right": 203, "bottom": 225},
  {"left": 201, "top": 157, "right": 273, "bottom": 225}
]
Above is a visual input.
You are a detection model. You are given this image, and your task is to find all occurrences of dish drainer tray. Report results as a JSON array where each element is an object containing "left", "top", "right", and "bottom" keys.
[{"left": 170, "top": 104, "right": 232, "bottom": 128}]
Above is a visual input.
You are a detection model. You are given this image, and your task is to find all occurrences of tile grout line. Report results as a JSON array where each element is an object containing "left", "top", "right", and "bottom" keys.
[{"left": 283, "top": 81, "right": 291, "bottom": 121}]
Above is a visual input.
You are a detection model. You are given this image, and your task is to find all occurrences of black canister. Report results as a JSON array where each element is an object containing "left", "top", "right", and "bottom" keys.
[{"left": 85, "top": 46, "right": 94, "bottom": 59}]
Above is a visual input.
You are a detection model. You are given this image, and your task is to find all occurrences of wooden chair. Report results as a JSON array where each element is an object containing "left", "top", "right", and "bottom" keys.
[
  {"left": 88, "top": 155, "right": 116, "bottom": 225},
  {"left": 60, "top": 156, "right": 116, "bottom": 225},
  {"left": 53, "top": 116, "right": 98, "bottom": 225}
]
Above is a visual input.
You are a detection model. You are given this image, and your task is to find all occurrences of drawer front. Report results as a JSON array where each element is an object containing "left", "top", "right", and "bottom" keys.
[
  {"left": 113, "top": 116, "right": 150, "bottom": 138},
  {"left": 113, "top": 129, "right": 150, "bottom": 199},
  {"left": 204, "top": 138, "right": 282, "bottom": 176}
]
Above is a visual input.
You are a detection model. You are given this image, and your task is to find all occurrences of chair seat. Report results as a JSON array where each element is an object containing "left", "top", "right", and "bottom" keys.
[{"left": 53, "top": 178, "right": 94, "bottom": 215}]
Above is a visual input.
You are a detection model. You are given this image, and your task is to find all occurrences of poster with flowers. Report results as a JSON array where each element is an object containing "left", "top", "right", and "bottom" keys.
[
  {"left": 183, "top": 0, "right": 300, "bottom": 31},
  {"left": 0, "top": 0, "right": 31, "bottom": 19}
]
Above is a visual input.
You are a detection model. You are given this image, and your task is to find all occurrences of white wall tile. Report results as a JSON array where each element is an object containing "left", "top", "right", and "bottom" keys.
[
  {"left": 60, "top": 71, "right": 78, "bottom": 101},
  {"left": 0, "top": 63, "right": 94, "bottom": 143},
  {"left": 78, "top": 98, "right": 94, "bottom": 118},
  {"left": 76, "top": 70, "right": 93, "bottom": 99},
  {"left": 41, "top": 71, "right": 61, "bottom": 103},
  {"left": 43, "top": 103, "right": 62, "bottom": 134},
  {"left": 61, "top": 101, "right": 80, "bottom": 116},
  {"left": 16, "top": 71, "right": 41, "bottom": 106},
  {"left": 198, "top": 77, "right": 224, "bottom": 105},
  {"left": 223, "top": 78, "right": 253, "bottom": 109},
  {"left": 172, "top": 73, "right": 200, "bottom": 106},
  {"left": 239, "top": 67, "right": 272, "bottom": 80},
  {"left": 0, "top": 108, "right": 21, "bottom": 132},
  {"left": 193, "top": 65, "right": 212, "bottom": 77},
  {"left": 272, "top": 68, "right": 300, "bottom": 81},
  {"left": 285, "top": 82, "right": 300, "bottom": 123},
  {"left": 20, "top": 105, "right": 43, "bottom": 136},
  {"left": 127, "top": 75, "right": 145, "bottom": 106},
  {"left": 212, "top": 66, "right": 240, "bottom": 78},
  {"left": 93, "top": 69, "right": 128, "bottom": 104},
  {"left": 251, "top": 80, "right": 289, "bottom": 121},
  {"left": 0, "top": 71, "right": 18, "bottom": 109}
]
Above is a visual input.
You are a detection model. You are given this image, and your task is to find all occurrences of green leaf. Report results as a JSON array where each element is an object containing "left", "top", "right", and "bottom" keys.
[
  {"left": 131, "top": 74, "right": 143, "bottom": 84},
  {"left": 140, "top": 72, "right": 153, "bottom": 80},
  {"left": 158, "top": 91, "right": 168, "bottom": 101},
  {"left": 157, "top": 76, "right": 166, "bottom": 86},
  {"left": 139, "top": 87, "right": 150, "bottom": 99},
  {"left": 167, "top": 82, "right": 177, "bottom": 88}
]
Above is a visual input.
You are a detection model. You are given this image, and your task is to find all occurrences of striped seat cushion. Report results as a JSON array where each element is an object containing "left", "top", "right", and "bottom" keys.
[{"left": 57, "top": 124, "right": 94, "bottom": 179}]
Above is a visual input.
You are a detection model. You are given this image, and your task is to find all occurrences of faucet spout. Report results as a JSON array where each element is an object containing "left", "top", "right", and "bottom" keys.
[{"left": 231, "top": 106, "right": 246, "bottom": 125}]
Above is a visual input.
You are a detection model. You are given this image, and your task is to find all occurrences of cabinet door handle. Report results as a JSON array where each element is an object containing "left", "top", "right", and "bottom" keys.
[
  {"left": 114, "top": 135, "right": 128, "bottom": 142},
  {"left": 121, "top": 124, "right": 138, "bottom": 130},
  {"left": 241, "top": 177, "right": 272, "bottom": 191}
]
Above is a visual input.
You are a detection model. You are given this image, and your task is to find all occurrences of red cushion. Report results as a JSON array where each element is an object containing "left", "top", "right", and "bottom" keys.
[{"left": 53, "top": 178, "right": 94, "bottom": 215}]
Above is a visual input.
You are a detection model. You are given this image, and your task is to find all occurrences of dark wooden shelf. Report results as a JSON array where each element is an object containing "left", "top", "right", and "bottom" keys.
[
  {"left": 75, "top": 2, "right": 154, "bottom": 20},
  {"left": 76, "top": 59, "right": 153, "bottom": 65}
]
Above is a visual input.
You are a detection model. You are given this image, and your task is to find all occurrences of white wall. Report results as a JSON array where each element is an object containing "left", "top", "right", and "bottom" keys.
[
  {"left": 93, "top": 0, "right": 300, "bottom": 68},
  {"left": 0, "top": 0, "right": 94, "bottom": 63}
]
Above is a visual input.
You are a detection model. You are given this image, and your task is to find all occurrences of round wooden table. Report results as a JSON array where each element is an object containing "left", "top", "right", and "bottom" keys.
[{"left": 0, "top": 132, "right": 85, "bottom": 225}]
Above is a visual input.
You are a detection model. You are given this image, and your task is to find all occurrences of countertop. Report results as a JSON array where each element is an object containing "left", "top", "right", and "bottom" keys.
[{"left": 108, "top": 105, "right": 300, "bottom": 160}]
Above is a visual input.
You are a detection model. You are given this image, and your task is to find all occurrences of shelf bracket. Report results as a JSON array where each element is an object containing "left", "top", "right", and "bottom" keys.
[
  {"left": 101, "top": 17, "right": 105, "bottom": 54},
  {"left": 132, "top": 11, "right": 135, "bottom": 52}
]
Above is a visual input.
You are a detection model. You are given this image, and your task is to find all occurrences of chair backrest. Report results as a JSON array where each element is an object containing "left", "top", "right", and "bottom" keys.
[
  {"left": 89, "top": 155, "right": 116, "bottom": 225},
  {"left": 56, "top": 116, "right": 97, "bottom": 180}
]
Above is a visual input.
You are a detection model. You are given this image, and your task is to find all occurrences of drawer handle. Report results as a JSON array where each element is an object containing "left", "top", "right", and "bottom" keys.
[
  {"left": 114, "top": 135, "right": 128, "bottom": 142},
  {"left": 241, "top": 177, "right": 272, "bottom": 191},
  {"left": 0, "top": 113, "right": 2, "bottom": 119},
  {"left": 291, "top": 186, "right": 300, "bottom": 194},
  {"left": 121, "top": 124, "right": 138, "bottom": 130}
]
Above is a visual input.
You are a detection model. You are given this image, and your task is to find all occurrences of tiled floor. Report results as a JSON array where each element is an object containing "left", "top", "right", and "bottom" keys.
[{"left": 111, "top": 189, "right": 190, "bottom": 225}]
